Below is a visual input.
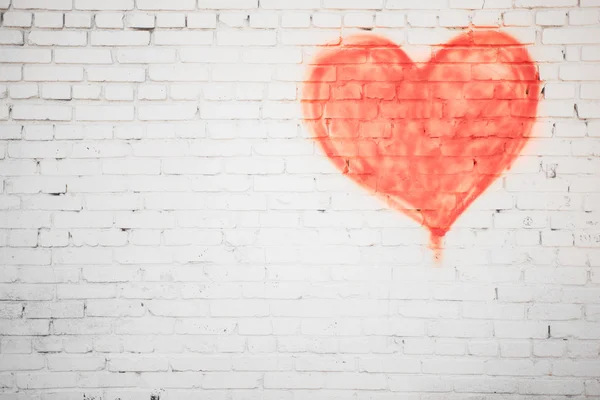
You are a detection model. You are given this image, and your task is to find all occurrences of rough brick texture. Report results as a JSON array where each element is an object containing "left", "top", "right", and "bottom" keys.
[{"left": 0, "top": 0, "right": 599, "bottom": 399}]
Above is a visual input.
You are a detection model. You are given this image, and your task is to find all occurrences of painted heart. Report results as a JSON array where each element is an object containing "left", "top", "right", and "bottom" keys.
[{"left": 301, "top": 30, "right": 540, "bottom": 256}]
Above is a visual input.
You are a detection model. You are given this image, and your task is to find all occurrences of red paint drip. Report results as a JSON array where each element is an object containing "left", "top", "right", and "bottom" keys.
[{"left": 301, "top": 30, "right": 540, "bottom": 261}]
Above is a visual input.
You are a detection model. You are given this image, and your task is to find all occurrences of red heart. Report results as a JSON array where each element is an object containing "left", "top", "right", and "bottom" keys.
[{"left": 302, "top": 31, "right": 540, "bottom": 256}]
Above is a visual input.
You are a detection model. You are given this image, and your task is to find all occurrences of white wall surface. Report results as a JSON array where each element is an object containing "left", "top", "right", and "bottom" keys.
[{"left": 0, "top": 0, "right": 599, "bottom": 399}]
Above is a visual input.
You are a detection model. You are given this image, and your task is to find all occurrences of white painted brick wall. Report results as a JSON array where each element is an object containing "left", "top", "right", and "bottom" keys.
[{"left": 0, "top": 0, "right": 599, "bottom": 398}]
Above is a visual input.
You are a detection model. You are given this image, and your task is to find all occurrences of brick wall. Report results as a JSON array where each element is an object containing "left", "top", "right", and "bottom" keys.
[{"left": 0, "top": 0, "right": 599, "bottom": 398}]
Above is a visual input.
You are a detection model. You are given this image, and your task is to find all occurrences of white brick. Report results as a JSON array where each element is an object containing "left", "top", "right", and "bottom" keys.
[
  {"left": 73, "top": 84, "right": 101, "bottom": 99},
  {"left": 439, "top": 11, "right": 470, "bottom": 27},
  {"left": 0, "top": 355, "right": 45, "bottom": 371},
  {"left": 24, "top": 66, "right": 83, "bottom": 82},
  {"left": 149, "top": 65, "right": 208, "bottom": 81},
  {"left": 536, "top": 10, "right": 566, "bottom": 26},
  {"left": 582, "top": 46, "right": 600, "bottom": 61},
  {"left": 569, "top": 9, "right": 600, "bottom": 25},
  {"left": 91, "top": 31, "right": 150, "bottom": 46},
  {"left": 28, "top": 31, "right": 86, "bottom": 46},
  {"left": 544, "top": 83, "right": 575, "bottom": 99},
  {"left": 3, "top": 12, "right": 33, "bottom": 27},
  {"left": 34, "top": 12, "right": 64, "bottom": 28},
  {"left": 187, "top": 13, "right": 217, "bottom": 28},
  {"left": 154, "top": 31, "right": 213, "bottom": 45},
  {"left": 0, "top": 338, "right": 32, "bottom": 354},
  {"left": 261, "top": 0, "right": 320, "bottom": 8},
  {"left": 14, "top": 0, "right": 72, "bottom": 10},
  {"left": 12, "top": 105, "right": 71, "bottom": 121},
  {"left": 312, "top": 13, "right": 342, "bottom": 27},
  {"left": 9, "top": 84, "right": 39, "bottom": 99},
  {"left": 104, "top": 85, "right": 134, "bottom": 101},
  {"left": 0, "top": 30, "right": 24, "bottom": 45},
  {"left": 250, "top": 12, "right": 278, "bottom": 28},
  {"left": 519, "top": 379, "right": 583, "bottom": 395},
  {"left": 1, "top": 48, "right": 50, "bottom": 64},
  {"left": 138, "top": 85, "right": 167, "bottom": 100},
  {"left": 560, "top": 65, "right": 600, "bottom": 81},
  {"left": 218, "top": 30, "right": 276, "bottom": 46},
  {"left": 322, "top": 0, "right": 382, "bottom": 8},
  {"left": 219, "top": 12, "right": 248, "bottom": 27},
  {"left": 156, "top": 13, "right": 185, "bottom": 27},
  {"left": 0, "top": 66, "right": 22, "bottom": 81},
  {"left": 387, "top": 0, "right": 446, "bottom": 8},
  {"left": 472, "top": 10, "right": 501, "bottom": 26},
  {"left": 75, "top": 106, "right": 134, "bottom": 121},
  {"left": 138, "top": 104, "right": 197, "bottom": 121},
  {"left": 503, "top": 10, "right": 534, "bottom": 26},
  {"left": 408, "top": 12, "right": 437, "bottom": 27},
  {"left": 65, "top": 13, "right": 92, "bottom": 28},
  {"left": 344, "top": 13, "right": 374, "bottom": 27},
  {"left": 87, "top": 67, "right": 145, "bottom": 82},
  {"left": 54, "top": 49, "right": 111, "bottom": 64},
  {"left": 517, "top": 0, "right": 577, "bottom": 5},
  {"left": 544, "top": 28, "right": 600, "bottom": 44},
  {"left": 116, "top": 48, "right": 175, "bottom": 64},
  {"left": 8, "top": 229, "right": 38, "bottom": 247},
  {"left": 578, "top": 102, "right": 600, "bottom": 118},
  {"left": 41, "top": 84, "right": 71, "bottom": 100},
  {"left": 138, "top": 0, "right": 195, "bottom": 10},
  {"left": 75, "top": 0, "right": 134, "bottom": 10},
  {"left": 450, "top": 0, "right": 484, "bottom": 8},
  {"left": 126, "top": 13, "right": 155, "bottom": 29},
  {"left": 94, "top": 13, "right": 124, "bottom": 29},
  {"left": 199, "top": 0, "right": 258, "bottom": 9}
]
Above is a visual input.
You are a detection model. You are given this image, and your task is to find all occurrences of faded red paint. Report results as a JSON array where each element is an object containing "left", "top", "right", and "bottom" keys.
[{"left": 301, "top": 31, "right": 540, "bottom": 260}]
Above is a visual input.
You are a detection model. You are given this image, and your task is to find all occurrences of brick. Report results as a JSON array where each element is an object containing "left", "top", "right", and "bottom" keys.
[
  {"left": 55, "top": 49, "right": 112, "bottom": 64},
  {"left": 9, "top": 84, "right": 38, "bottom": 99},
  {"left": 0, "top": 66, "right": 22, "bottom": 82},
  {"left": 13, "top": 0, "right": 72, "bottom": 10},
  {"left": 65, "top": 13, "right": 92, "bottom": 27},
  {"left": 260, "top": 0, "right": 320, "bottom": 8},
  {"left": 217, "top": 30, "right": 276, "bottom": 46},
  {"left": 199, "top": 0, "right": 258, "bottom": 8},
  {"left": 24, "top": 66, "right": 83, "bottom": 82},
  {"left": 73, "top": 84, "right": 102, "bottom": 99},
  {"left": 126, "top": 13, "right": 154, "bottom": 28},
  {"left": 149, "top": 65, "right": 209, "bottom": 81},
  {"left": 138, "top": 104, "right": 197, "bottom": 121},
  {"left": 536, "top": 10, "right": 566, "bottom": 26},
  {"left": 94, "top": 12, "right": 124, "bottom": 28},
  {"left": 516, "top": 0, "right": 577, "bottom": 6},
  {"left": 0, "top": 49, "right": 48, "bottom": 64},
  {"left": 91, "top": 31, "right": 150, "bottom": 46},
  {"left": 187, "top": 13, "right": 217, "bottom": 28},
  {"left": 87, "top": 67, "right": 145, "bottom": 82},
  {"left": 34, "top": 12, "right": 64, "bottom": 28},
  {"left": 75, "top": 106, "right": 134, "bottom": 121},
  {"left": 138, "top": 0, "right": 195, "bottom": 9},
  {"left": 544, "top": 28, "right": 600, "bottom": 44},
  {"left": 75, "top": 0, "right": 134, "bottom": 10},
  {"left": 116, "top": 48, "right": 176, "bottom": 64},
  {"left": 157, "top": 13, "right": 186, "bottom": 27},
  {"left": 12, "top": 105, "right": 71, "bottom": 121},
  {"left": 2, "top": 12, "right": 33, "bottom": 27},
  {"left": 154, "top": 31, "right": 213, "bottom": 45},
  {"left": 0, "top": 31, "right": 24, "bottom": 45},
  {"left": 28, "top": 31, "right": 86, "bottom": 46},
  {"left": 138, "top": 85, "right": 167, "bottom": 100}
]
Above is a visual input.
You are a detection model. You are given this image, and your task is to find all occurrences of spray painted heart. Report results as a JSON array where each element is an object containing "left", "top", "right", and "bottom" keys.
[{"left": 302, "top": 31, "right": 540, "bottom": 257}]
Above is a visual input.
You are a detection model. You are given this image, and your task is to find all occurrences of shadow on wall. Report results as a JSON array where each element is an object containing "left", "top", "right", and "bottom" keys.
[{"left": 301, "top": 29, "right": 541, "bottom": 262}]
